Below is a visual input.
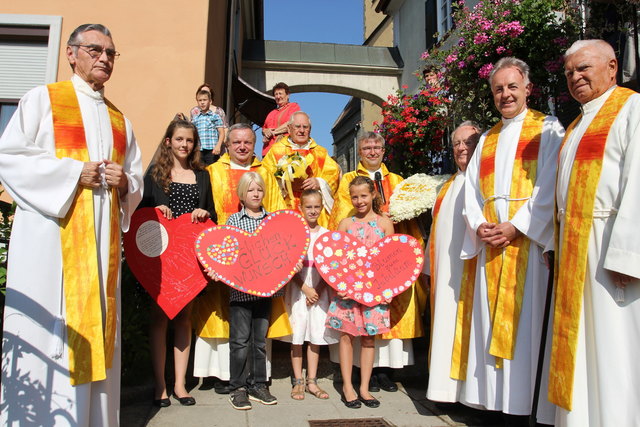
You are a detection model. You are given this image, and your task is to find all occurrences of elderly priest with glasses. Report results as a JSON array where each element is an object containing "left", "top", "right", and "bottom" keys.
[{"left": 0, "top": 24, "right": 143, "bottom": 426}]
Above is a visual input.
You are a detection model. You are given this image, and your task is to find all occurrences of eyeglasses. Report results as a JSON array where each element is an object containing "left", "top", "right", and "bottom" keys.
[
  {"left": 70, "top": 44, "right": 120, "bottom": 60},
  {"left": 361, "top": 146, "right": 384, "bottom": 153},
  {"left": 453, "top": 140, "right": 477, "bottom": 148},
  {"left": 291, "top": 124, "right": 310, "bottom": 130}
]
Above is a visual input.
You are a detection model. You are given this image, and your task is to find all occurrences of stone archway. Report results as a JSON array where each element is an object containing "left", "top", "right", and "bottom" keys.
[{"left": 241, "top": 40, "right": 403, "bottom": 107}]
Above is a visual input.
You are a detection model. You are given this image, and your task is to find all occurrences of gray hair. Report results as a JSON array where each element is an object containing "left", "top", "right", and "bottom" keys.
[
  {"left": 67, "top": 24, "right": 113, "bottom": 71},
  {"left": 67, "top": 24, "right": 112, "bottom": 46},
  {"left": 288, "top": 111, "right": 312, "bottom": 127},
  {"left": 450, "top": 120, "right": 482, "bottom": 144},
  {"left": 565, "top": 39, "right": 615, "bottom": 61},
  {"left": 489, "top": 57, "right": 531, "bottom": 85},
  {"left": 357, "top": 131, "right": 385, "bottom": 149},
  {"left": 226, "top": 122, "right": 256, "bottom": 144}
]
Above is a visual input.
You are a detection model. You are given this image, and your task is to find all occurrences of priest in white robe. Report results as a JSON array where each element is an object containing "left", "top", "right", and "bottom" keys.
[
  {"left": 461, "top": 57, "right": 564, "bottom": 423},
  {"left": 425, "top": 121, "right": 481, "bottom": 403},
  {"left": 0, "top": 24, "right": 143, "bottom": 426},
  {"left": 550, "top": 39, "right": 640, "bottom": 427}
]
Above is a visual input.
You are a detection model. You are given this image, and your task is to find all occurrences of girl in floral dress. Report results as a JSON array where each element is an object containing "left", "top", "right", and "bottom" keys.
[{"left": 326, "top": 176, "right": 394, "bottom": 409}]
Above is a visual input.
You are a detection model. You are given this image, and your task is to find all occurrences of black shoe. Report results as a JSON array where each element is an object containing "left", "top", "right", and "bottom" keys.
[
  {"left": 341, "top": 395, "right": 362, "bottom": 409},
  {"left": 377, "top": 372, "right": 398, "bottom": 392},
  {"left": 214, "top": 380, "right": 232, "bottom": 395},
  {"left": 153, "top": 397, "right": 171, "bottom": 407},
  {"left": 247, "top": 383, "right": 277, "bottom": 405},
  {"left": 368, "top": 375, "right": 381, "bottom": 392},
  {"left": 359, "top": 395, "right": 380, "bottom": 408},
  {"left": 172, "top": 393, "right": 196, "bottom": 406},
  {"left": 229, "top": 388, "right": 252, "bottom": 410}
]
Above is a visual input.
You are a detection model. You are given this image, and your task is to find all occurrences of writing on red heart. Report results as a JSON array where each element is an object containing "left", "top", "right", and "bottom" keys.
[
  {"left": 314, "top": 231, "right": 424, "bottom": 307},
  {"left": 124, "top": 207, "right": 214, "bottom": 319},
  {"left": 195, "top": 210, "right": 310, "bottom": 297}
]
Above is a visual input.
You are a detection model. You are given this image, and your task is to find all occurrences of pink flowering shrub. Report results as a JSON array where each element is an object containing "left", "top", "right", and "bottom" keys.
[{"left": 425, "top": 0, "right": 579, "bottom": 127}]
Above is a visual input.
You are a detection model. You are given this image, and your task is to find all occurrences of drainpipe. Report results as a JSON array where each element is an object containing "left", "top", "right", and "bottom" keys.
[{"left": 224, "top": 0, "right": 238, "bottom": 125}]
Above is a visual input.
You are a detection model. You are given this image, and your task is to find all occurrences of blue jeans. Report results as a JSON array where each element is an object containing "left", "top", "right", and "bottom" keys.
[{"left": 229, "top": 299, "right": 271, "bottom": 390}]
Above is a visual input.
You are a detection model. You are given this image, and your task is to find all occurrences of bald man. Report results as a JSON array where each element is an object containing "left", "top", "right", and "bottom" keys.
[{"left": 548, "top": 39, "right": 640, "bottom": 427}]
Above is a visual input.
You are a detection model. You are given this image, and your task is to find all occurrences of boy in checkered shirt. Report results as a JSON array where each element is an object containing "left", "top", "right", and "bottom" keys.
[
  {"left": 191, "top": 89, "right": 225, "bottom": 165},
  {"left": 207, "top": 172, "right": 301, "bottom": 410}
]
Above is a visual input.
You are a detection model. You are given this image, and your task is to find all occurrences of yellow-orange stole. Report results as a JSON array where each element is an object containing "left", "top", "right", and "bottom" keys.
[
  {"left": 549, "top": 87, "right": 635, "bottom": 410},
  {"left": 48, "top": 80, "right": 125, "bottom": 385},
  {"left": 428, "top": 174, "right": 457, "bottom": 322},
  {"left": 426, "top": 173, "right": 478, "bottom": 379},
  {"left": 479, "top": 109, "right": 545, "bottom": 363}
]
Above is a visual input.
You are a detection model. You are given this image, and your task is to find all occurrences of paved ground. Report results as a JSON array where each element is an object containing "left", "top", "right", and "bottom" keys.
[
  {"left": 120, "top": 341, "right": 508, "bottom": 427},
  {"left": 121, "top": 376, "right": 504, "bottom": 427}
]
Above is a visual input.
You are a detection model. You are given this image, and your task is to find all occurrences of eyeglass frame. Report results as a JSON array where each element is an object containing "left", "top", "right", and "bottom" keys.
[
  {"left": 360, "top": 145, "right": 385, "bottom": 153},
  {"left": 69, "top": 44, "right": 120, "bottom": 60},
  {"left": 452, "top": 140, "right": 477, "bottom": 149}
]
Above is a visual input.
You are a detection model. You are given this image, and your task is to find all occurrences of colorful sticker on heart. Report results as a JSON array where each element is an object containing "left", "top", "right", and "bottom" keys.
[
  {"left": 195, "top": 210, "right": 310, "bottom": 297},
  {"left": 314, "top": 231, "right": 424, "bottom": 307},
  {"left": 207, "top": 235, "right": 240, "bottom": 265}
]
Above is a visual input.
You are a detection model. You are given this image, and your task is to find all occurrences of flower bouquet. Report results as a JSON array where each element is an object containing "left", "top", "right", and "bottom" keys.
[
  {"left": 388, "top": 173, "right": 452, "bottom": 222},
  {"left": 274, "top": 152, "right": 308, "bottom": 200}
]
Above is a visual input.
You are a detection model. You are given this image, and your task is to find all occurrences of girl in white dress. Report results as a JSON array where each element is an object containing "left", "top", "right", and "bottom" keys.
[{"left": 284, "top": 190, "right": 338, "bottom": 400}]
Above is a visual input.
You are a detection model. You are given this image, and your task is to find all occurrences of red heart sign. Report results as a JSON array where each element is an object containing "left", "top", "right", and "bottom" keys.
[
  {"left": 124, "top": 208, "right": 214, "bottom": 319},
  {"left": 195, "top": 210, "right": 309, "bottom": 297},
  {"left": 314, "top": 231, "right": 424, "bottom": 307}
]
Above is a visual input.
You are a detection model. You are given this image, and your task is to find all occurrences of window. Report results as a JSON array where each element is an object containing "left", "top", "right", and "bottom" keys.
[
  {"left": 438, "top": 0, "right": 453, "bottom": 36},
  {"left": 0, "top": 102, "right": 18, "bottom": 136},
  {"left": 0, "top": 14, "right": 62, "bottom": 135},
  {"left": 426, "top": 0, "right": 454, "bottom": 49},
  {"left": 425, "top": 0, "right": 438, "bottom": 50}
]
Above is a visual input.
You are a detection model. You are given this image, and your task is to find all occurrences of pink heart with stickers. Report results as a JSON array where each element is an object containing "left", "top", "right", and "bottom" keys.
[
  {"left": 195, "top": 210, "right": 310, "bottom": 297},
  {"left": 314, "top": 231, "right": 424, "bottom": 307}
]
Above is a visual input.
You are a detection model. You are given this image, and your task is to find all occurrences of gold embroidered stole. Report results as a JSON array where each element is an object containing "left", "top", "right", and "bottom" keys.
[
  {"left": 479, "top": 109, "right": 545, "bottom": 363},
  {"left": 48, "top": 80, "right": 125, "bottom": 385},
  {"left": 548, "top": 87, "right": 635, "bottom": 410}
]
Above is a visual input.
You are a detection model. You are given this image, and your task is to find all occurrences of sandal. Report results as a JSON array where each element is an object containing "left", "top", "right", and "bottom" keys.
[
  {"left": 306, "top": 377, "right": 329, "bottom": 399},
  {"left": 291, "top": 378, "right": 305, "bottom": 400}
]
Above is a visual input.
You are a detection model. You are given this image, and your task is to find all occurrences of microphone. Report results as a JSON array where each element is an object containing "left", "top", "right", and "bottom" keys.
[{"left": 374, "top": 171, "right": 386, "bottom": 205}]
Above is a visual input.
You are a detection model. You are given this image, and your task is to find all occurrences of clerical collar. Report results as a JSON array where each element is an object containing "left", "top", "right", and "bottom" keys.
[
  {"left": 501, "top": 108, "right": 527, "bottom": 125},
  {"left": 287, "top": 138, "right": 310, "bottom": 150},
  {"left": 229, "top": 158, "right": 252, "bottom": 170},
  {"left": 72, "top": 74, "right": 104, "bottom": 100},
  {"left": 366, "top": 168, "right": 382, "bottom": 180},
  {"left": 581, "top": 85, "right": 616, "bottom": 115}
]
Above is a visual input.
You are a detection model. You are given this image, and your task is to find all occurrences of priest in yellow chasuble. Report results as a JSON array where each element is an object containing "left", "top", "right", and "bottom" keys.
[
  {"left": 461, "top": 57, "right": 564, "bottom": 423},
  {"left": 192, "top": 123, "right": 287, "bottom": 392},
  {"left": 328, "top": 131, "right": 428, "bottom": 393},
  {"left": 261, "top": 111, "right": 341, "bottom": 228},
  {"left": 0, "top": 24, "right": 143, "bottom": 426}
]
